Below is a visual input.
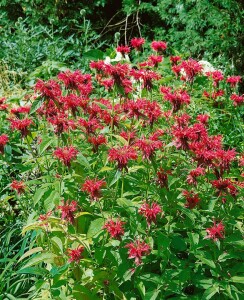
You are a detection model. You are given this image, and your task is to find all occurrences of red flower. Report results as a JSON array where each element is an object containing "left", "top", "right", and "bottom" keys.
[
  {"left": 196, "top": 114, "right": 210, "bottom": 125},
  {"left": 130, "top": 37, "right": 145, "bottom": 51},
  {"left": 205, "top": 221, "right": 225, "bottom": 241},
  {"left": 187, "top": 167, "right": 205, "bottom": 185},
  {"left": 0, "top": 134, "right": 9, "bottom": 154},
  {"left": 116, "top": 45, "right": 130, "bottom": 56},
  {"left": 206, "top": 70, "right": 224, "bottom": 87},
  {"left": 226, "top": 76, "right": 241, "bottom": 88},
  {"left": 230, "top": 94, "right": 244, "bottom": 106},
  {"left": 103, "top": 219, "right": 125, "bottom": 239},
  {"left": 10, "top": 180, "right": 26, "bottom": 194},
  {"left": 170, "top": 56, "right": 181, "bottom": 65},
  {"left": 10, "top": 105, "right": 31, "bottom": 115},
  {"left": 135, "top": 136, "right": 162, "bottom": 160},
  {"left": 182, "top": 190, "right": 200, "bottom": 209},
  {"left": 53, "top": 146, "right": 78, "bottom": 167},
  {"left": 67, "top": 246, "right": 84, "bottom": 263},
  {"left": 161, "top": 88, "right": 190, "bottom": 113},
  {"left": 156, "top": 168, "right": 170, "bottom": 189},
  {"left": 82, "top": 178, "right": 106, "bottom": 200},
  {"left": 179, "top": 59, "right": 202, "bottom": 83},
  {"left": 38, "top": 211, "right": 52, "bottom": 226},
  {"left": 108, "top": 145, "right": 138, "bottom": 170},
  {"left": 151, "top": 41, "right": 167, "bottom": 53},
  {"left": 139, "top": 202, "right": 162, "bottom": 225},
  {"left": 35, "top": 79, "right": 61, "bottom": 100},
  {"left": 148, "top": 55, "right": 163, "bottom": 67},
  {"left": 211, "top": 178, "right": 238, "bottom": 197},
  {"left": 57, "top": 200, "right": 78, "bottom": 224},
  {"left": 125, "top": 239, "right": 151, "bottom": 265},
  {"left": 9, "top": 118, "right": 33, "bottom": 137},
  {"left": 87, "top": 135, "right": 107, "bottom": 152}
]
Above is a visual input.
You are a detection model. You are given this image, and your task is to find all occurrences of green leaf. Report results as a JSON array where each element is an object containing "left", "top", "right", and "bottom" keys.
[
  {"left": 30, "top": 97, "right": 44, "bottom": 114},
  {"left": 202, "top": 284, "right": 219, "bottom": 300},
  {"left": 18, "top": 247, "right": 43, "bottom": 263},
  {"left": 87, "top": 218, "right": 104, "bottom": 238},
  {"left": 196, "top": 255, "right": 216, "bottom": 269},
  {"left": 77, "top": 153, "right": 90, "bottom": 169},
  {"left": 230, "top": 276, "right": 244, "bottom": 284},
  {"left": 51, "top": 237, "right": 63, "bottom": 254},
  {"left": 171, "top": 235, "right": 187, "bottom": 251},
  {"left": 109, "top": 170, "right": 121, "bottom": 187},
  {"left": 83, "top": 49, "right": 105, "bottom": 60},
  {"left": 39, "top": 136, "right": 53, "bottom": 155},
  {"left": 33, "top": 187, "right": 48, "bottom": 205},
  {"left": 19, "top": 252, "right": 57, "bottom": 269},
  {"left": 16, "top": 267, "right": 48, "bottom": 276}
]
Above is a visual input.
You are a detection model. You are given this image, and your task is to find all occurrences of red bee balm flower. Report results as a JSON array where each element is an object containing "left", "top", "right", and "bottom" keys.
[
  {"left": 205, "top": 221, "right": 225, "bottom": 241},
  {"left": 10, "top": 180, "right": 26, "bottom": 194},
  {"left": 108, "top": 145, "right": 138, "bottom": 170},
  {"left": 9, "top": 118, "right": 33, "bottom": 137},
  {"left": 53, "top": 146, "right": 78, "bottom": 167},
  {"left": 116, "top": 45, "right": 130, "bottom": 56},
  {"left": 125, "top": 239, "right": 151, "bottom": 265},
  {"left": 182, "top": 190, "right": 200, "bottom": 209},
  {"left": 82, "top": 178, "right": 106, "bottom": 200},
  {"left": 139, "top": 202, "right": 162, "bottom": 225},
  {"left": 67, "top": 246, "right": 84, "bottom": 263},
  {"left": 0, "top": 134, "right": 9, "bottom": 154},
  {"left": 57, "top": 200, "right": 78, "bottom": 224},
  {"left": 151, "top": 41, "right": 167, "bottom": 53},
  {"left": 130, "top": 37, "right": 145, "bottom": 51},
  {"left": 103, "top": 219, "right": 125, "bottom": 239}
]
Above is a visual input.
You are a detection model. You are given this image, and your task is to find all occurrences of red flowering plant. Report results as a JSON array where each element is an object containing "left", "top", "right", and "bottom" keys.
[{"left": 2, "top": 37, "right": 242, "bottom": 300}]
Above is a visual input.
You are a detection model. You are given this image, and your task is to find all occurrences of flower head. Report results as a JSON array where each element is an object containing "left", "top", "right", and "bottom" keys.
[
  {"left": 82, "top": 178, "right": 106, "bottom": 200},
  {"left": 9, "top": 118, "right": 33, "bottom": 137},
  {"left": 67, "top": 246, "right": 84, "bottom": 263},
  {"left": 57, "top": 200, "right": 78, "bottom": 224},
  {"left": 0, "top": 134, "right": 9, "bottom": 154},
  {"left": 182, "top": 190, "right": 200, "bottom": 209},
  {"left": 10, "top": 180, "right": 26, "bottom": 194},
  {"left": 116, "top": 45, "right": 130, "bottom": 57},
  {"left": 226, "top": 76, "right": 241, "bottom": 88},
  {"left": 103, "top": 219, "right": 125, "bottom": 239},
  {"left": 151, "top": 41, "right": 167, "bottom": 53},
  {"left": 53, "top": 146, "right": 78, "bottom": 167},
  {"left": 125, "top": 239, "right": 151, "bottom": 265},
  {"left": 139, "top": 202, "right": 162, "bottom": 225},
  {"left": 205, "top": 221, "right": 225, "bottom": 241},
  {"left": 130, "top": 37, "right": 145, "bottom": 51},
  {"left": 108, "top": 145, "right": 138, "bottom": 170}
]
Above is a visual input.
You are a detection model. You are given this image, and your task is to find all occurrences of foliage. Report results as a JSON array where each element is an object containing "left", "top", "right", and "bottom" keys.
[{"left": 0, "top": 38, "right": 243, "bottom": 299}]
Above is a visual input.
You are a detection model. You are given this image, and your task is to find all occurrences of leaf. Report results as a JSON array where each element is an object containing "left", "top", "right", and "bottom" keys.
[
  {"left": 87, "top": 218, "right": 104, "bottom": 238},
  {"left": 30, "top": 97, "right": 44, "bottom": 114},
  {"left": 202, "top": 284, "right": 219, "bottom": 300},
  {"left": 171, "top": 235, "right": 187, "bottom": 251},
  {"left": 230, "top": 276, "right": 244, "bottom": 284},
  {"left": 19, "top": 252, "right": 57, "bottom": 270},
  {"left": 51, "top": 237, "right": 63, "bottom": 254},
  {"left": 18, "top": 247, "right": 43, "bottom": 263},
  {"left": 83, "top": 49, "right": 105, "bottom": 60},
  {"left": 109, "top": 170, "right": 121, "bottom": 187},
  {"left": 39, "top": 136, "right": 53, "bottom": 155},
  {"left": 77, "top": 153, "right": 90, "bottom": 169},
  {"left": 44, "top": 190, "right": 60, "bottom": 211},
  {"left": 99, "top": 166, "right": 113, "bottom": 173},
  {"left": 33, "top": 187, "right": 48, "bottom": 205},
  {"left": 196, "top": 255, "right": 216, "bottom": 269},
  {"left": 16, "top": 267, "right": 48, "bottom": 276}
]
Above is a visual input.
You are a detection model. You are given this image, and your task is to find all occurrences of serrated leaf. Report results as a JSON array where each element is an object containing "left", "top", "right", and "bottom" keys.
[
  {"left": 30, "top": 97, "right": 44, "bottom": 114},
  {"left": 202, "top": 285, "right": 219, "bottom": 300},
  {"left": 87, "top": 218, "right": 104, "bottom": 239},
  {"left": 196, "top": 255, "right": 216, "bottom": 269}
]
